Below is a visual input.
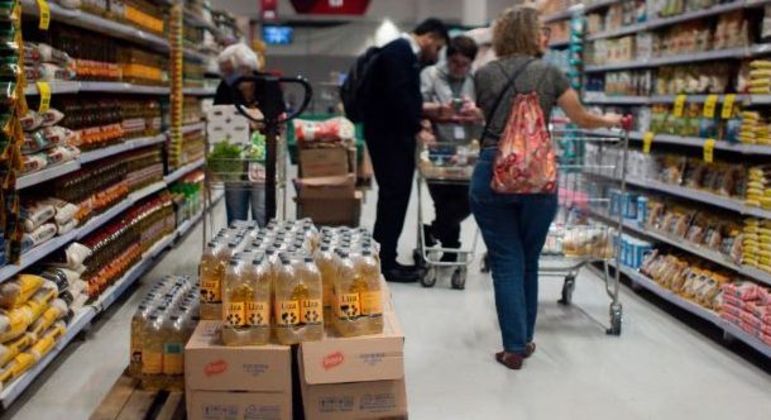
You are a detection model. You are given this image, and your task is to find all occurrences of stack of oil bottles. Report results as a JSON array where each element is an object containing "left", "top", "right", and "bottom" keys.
[
  {"left": 128, "top": 275, "right": 199, "bottom": 390},
  {"left": 198, "top": 219, "right": 385, "bottom": 347}
]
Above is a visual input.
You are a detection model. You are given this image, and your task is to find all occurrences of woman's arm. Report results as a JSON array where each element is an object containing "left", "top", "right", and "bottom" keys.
[{"left": 558, "top": 88, "right": 621, "bottom": 129}]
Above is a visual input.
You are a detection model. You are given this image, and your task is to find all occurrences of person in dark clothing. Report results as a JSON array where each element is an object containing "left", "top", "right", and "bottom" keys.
[{"left": 362, "top": 18, "right": 449, "bottom": 283}]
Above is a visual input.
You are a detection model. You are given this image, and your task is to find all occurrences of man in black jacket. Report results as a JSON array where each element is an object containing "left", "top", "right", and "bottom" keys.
[{"left": 363, "top": 19, "right": 449, "bottom": 283}]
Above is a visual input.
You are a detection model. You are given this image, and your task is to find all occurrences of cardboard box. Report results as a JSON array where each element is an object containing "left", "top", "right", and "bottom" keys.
[
  {"left": 187, "top": 390, "right": 292, "bottom": 420},
  {"left": 185, "top": 321, "right": 293, "bottom": 420},
  {"left": 299, "top": 147, "right": 351, "bottom": 177},
  {"left": 296, "top": 191, "right": 362, "bottom": 227},
  {"left": 299, "top": 309, "right": 407, "bottom": 419},
  {"left": 295, "top": 174, "right": 356, "bottom": 199}
]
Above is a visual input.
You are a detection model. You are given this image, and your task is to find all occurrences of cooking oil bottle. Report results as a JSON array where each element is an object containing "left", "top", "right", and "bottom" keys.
[
  {"left": 332, "top": 250, "right": 367, "bottom": 337},
  {"left": 353, "top": 248, "right": 383, "bottom": 334},
  {"left": 222, "top": 256, "right": 252, "bottom": 346},
  {"left": 162, "top": 313, "right": 186, "bottom": 390},
  {"left": 129, "top": 300, "right": 155, "bottom": 377},
  {"left": 246, "top": 253, "right": 272, "bottom": 345},
  {"left": 314, "top": 244, "right": 338, "bottom": 326},
  {"left": 141, "top": 312, "right": 165, "bottom": 389},
  {"left": 273, "top": 254, "right": 302, "bottom": 344},
  {"left": 199, "top": 241, "right": 224, "bottom": 319},
  {"left": 297, "top": 255, "right": 323, "bottom": 341}
]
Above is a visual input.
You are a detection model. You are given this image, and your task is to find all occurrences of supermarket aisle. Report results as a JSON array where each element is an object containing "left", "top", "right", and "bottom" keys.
[{"left": 5, "top": 182, "right": 771, "bottom": 420}]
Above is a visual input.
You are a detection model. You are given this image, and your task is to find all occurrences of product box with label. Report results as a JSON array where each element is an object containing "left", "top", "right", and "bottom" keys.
[
  {"left": 299, "top": 309, "right": 407, "bottom": 419},
  {"left": 299, "top": 146, "right": 352, "bottom": 177},
  {"left": 295, "top": 174, "right": 357, "bottom": 199},
  {"left": 185, "top": 321, "right": 293, "bottom": 420},
  {"left": 296, "top": 190, "right": 362, "bottom": 227}
]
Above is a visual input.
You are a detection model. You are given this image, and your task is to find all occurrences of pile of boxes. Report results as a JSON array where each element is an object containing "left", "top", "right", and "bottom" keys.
[
  {"left": 294, "top": 117, "right": 361, "bottom": 226},
  {"left": 185, "top": 281, "right": 407, "bottom": 420}
]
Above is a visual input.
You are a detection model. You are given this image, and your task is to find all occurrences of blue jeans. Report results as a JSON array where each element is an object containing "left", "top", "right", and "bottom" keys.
[
  {"left": 224, "top": 184, "right": 266, "bottom": 227},
  {"left": 470, "top": 148, "right": 558, "bottom": 353}
]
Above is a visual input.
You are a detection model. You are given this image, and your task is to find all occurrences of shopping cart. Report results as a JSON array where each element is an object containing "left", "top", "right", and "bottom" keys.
[
  {"left": 478, "top": 117, "right": 633, "bottom": 335},
  {"left": 413, "top": 140, "right": 481, "bottom": 290}
]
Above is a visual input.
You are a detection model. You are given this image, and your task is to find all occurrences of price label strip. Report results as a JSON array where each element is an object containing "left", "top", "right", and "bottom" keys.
[
  {"left": 721, "top": 94, "right": 736, "bottom": 119},
  {"left": 673, "top": 95, "right": 687, "bottom": 117},
  {"left": 703, "top": 138, "right": 716, "bottom": 163},
  {"left": 643, "top": 131, "right": 654, "bottom": 154},
  {"left": 36, "top": 81, "right": 51, "bottom": 113},
  {"left": 703, "top": 94, "right": 718, "bottom": 118},
  {"left": 36, "top": 0, "right": 50, "bottom": 30}
]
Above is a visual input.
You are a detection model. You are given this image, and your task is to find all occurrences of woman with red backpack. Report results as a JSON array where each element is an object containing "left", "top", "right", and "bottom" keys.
[{"left": 472, "top": 5, "right": 623, "bottom": 370}]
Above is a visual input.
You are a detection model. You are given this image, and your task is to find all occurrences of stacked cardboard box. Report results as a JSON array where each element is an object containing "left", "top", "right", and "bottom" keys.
[
  {"left": 185, "top": 283, "right": 407, "bottom": 420},
  {"left": 295, "top": 138, "right": 361, "bottom": 227}
]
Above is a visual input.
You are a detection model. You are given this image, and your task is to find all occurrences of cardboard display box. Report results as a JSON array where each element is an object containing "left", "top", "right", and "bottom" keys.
[
  {"left": 299, "top": 309, "right": 407, "bottom": 419},
  {"left": 299, "top": 147, "right": 353, "bottom": 178},
  {"left": 185, "top": 321, "right": 293, "bottom": 420},
  {"left": 294, "top": 174, "right": 357, "bottom": 199},
  {"left": 296, "top": 191, "right": 362, "bottom": 227}
]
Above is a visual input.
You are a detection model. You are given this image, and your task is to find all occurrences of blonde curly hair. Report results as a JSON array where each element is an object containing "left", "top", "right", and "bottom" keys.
[{"left": 493, "top": 5, "right": 541, "bottom": 58}]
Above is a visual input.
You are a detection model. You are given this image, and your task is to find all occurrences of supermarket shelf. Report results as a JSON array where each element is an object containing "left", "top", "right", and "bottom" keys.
[
  {"left": 183, "top": 86, "right": 217, "bottom": 96},
  {"left": 582, "top": 94, "right": 650, "bottom": 105},
  {"left": 586, "top": 21, "right": 648, "bottom": 41},
  {"left": 591, "top": 211, "right": 771, "bottom": 287},
  {"left": 611, "top": 261, "right": 723, "bottom": 326},
  {"left": 584, "top": 0, "right": 619, "bottom": 12},
  {"left": 581, "top": 129, "right": 771, "bottom": 155},
  {"left": 647, "top": 1, "right": 747, "bottom": 31},
  {"left": 0, "top": 307, "right": 98, "bottom": 409},
  {"left": 17, "top": 160, "right": 80, "bottom": 190},
  {"left": 164, "top": 158, "right": 205, "bottom": 184},
  {"left": 24, "top": 81, "right": 80, "bottom": 95},
  {"left": 0, "top": 230, "right": 79, "bottom": 284},
  {"left": 543, "top": 7, "right": 578, "bottom": 23},
  {"left": 80, "top": 134, "right": 166, "bottom": 164},
  {"left": 612, "top": 261, "right": 771, "bottom": 358},
  {"left": 585, "top": 46, "right": 750, "bottom": 72},
  {"left": 180, "top": 122, "right": 206, "bottom": 134},
  {"left": 25, "top": 81, "right": 170, "bottom": 96}
]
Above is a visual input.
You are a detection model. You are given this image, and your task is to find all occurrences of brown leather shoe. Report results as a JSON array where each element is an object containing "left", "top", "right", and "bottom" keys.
[
  {"left": 495, "top": 352, "right": 524, "bottom": 370},
  {"left": 524, "top": 342, "right": 536, "bottom": 358}
]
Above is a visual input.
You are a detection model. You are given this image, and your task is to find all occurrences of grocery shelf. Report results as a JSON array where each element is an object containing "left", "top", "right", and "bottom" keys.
[
  {"left": 585, "top": 46, "right": 750, "bottom": 72},
  {"left": 0, "top": 307, "right": 98, "bottom": 409},
  {"left": 164, "top": 158, "right": 205, "bottom": 184},
  {"left": 586, "top": 21, "right": 648, "bottom": 41},
  {"left": 17, "top": 160, "right": 80, "bottom": 190},
  {"left": 591, "top": 211, "right": 771, "bottom": 287},
  {"left": 612, "top": 261, "right": 771, "bottom": 358},
  {"left": 581, "top": 129, "right": 771, "bottom": 155},
  {"left": 543, "top": 8, "right": 576, "bottom": 23},
  {"left": 584, "top": 0, "right": 619, "bottom": 13},
  {"left": 80, "top": 134, "right": 166, "bottom": 164},
  {"left": 24, "top": 81, "right": 80, "bottom": 95},
  {"left": 611, "top": 261, "right": 723, "bottom": 326},
  {"left": 25, "top": 81, "right": 170, "bottom": 96},
  {"left": 582, "top": 94, "right": 651, "bottom": 105},
  {"left": 180, "top": 121, "right": 206, "bottom": 134},
  {"left": 0, "top": 230, "right": 79, "bottom": 284},
  {"left": 183, "top": 86, "right": 217, "bottom": 96}
]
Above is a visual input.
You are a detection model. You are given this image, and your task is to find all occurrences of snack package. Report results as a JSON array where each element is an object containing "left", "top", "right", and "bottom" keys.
[
  {"left": 0, "top": 275, "right": 45, "bottom": 310},
  {"left": 21, "top": 201, "right": 56, "bottom": 233},
  {"left": 0, "top": 332, "right": 35, "bottom": 367}
]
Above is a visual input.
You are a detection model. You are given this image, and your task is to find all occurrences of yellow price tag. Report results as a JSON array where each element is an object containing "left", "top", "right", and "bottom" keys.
[
  {"left": 36, "top": 0, "right": 50, "bottom": 30},
  {"left": 703, "top": 94, "right": 718, "bottom": 118},
  {"left": 721, "top": 94, "right": 736, "bottom": 119},
  {"left": 703, "top": 138, "right": 716, "bottom": 163},
  {"left": 643, "top": 131, "right": 654, "bottom": 154},
  {"left": 36, "top": 81, "right": 51, "bottom": 113},
  {"left": 673, "top": 95, "right": 687, "bottom": 117}
]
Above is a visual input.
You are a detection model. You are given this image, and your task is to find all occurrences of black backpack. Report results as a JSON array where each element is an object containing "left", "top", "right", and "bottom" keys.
[{"left": 340, "top": 46, "right": 381, "bottom": 123}]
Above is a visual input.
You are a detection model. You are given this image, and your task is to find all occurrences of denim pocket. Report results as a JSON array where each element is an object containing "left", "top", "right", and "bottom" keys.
[{"left": 470, "top": 150, "right": 495, "bottom": 205}]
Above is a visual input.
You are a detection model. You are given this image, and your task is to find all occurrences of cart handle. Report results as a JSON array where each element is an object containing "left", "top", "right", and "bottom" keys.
[{"left": 230, "top": 74, "right": 313, "bottom": 124}]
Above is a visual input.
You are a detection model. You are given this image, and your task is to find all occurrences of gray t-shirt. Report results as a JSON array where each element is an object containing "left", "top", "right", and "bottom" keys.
[
  {"left": 475, "top": 56, "right": 570, "bottom": 147},
  {"left": 420, "top": 63, "right": 481, "bottom": 144}
]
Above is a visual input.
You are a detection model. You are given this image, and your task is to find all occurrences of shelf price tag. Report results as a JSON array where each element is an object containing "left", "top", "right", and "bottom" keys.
[
  {"left": 673, "top": 95, "right": 687, "bottom": 117},
  {"left": 643, "top": 131, "right": 654, "bottom": 154},
  {"left": 36, "top": 0, "right": 50, "bottom": 30},
  {"left": 721, "top": 94, "right": 736, "bottom": 119},
  {"left": 703, "top": 138, "right": 716, "bottom": 163},
  {"left": 36, "top": 81, "right": 51, "bottom": 113},
  {"left": 703, "top": 94, "right": 718, "bottom": 118}
]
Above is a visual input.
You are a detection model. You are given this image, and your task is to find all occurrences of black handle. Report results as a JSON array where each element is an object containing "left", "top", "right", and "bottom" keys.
[{"left": 230, "top": 75, "right": 313, "bottom": 123}]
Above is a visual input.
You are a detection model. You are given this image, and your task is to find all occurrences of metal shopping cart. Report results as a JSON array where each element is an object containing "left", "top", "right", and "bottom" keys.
[
  {"left": 479, "top": 117, "right": 633, "bottom": 335},
  {"left": 413, "top": 140, "right": 482, "bottom": 290}
]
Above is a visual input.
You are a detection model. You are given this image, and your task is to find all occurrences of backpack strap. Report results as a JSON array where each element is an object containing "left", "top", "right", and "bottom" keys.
[{"left": 481, "top": 58, "right": 537, "bottom": 141}]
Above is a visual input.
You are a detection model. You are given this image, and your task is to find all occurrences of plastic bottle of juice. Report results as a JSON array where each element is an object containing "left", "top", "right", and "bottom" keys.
[
  {"left": 314, "top": 244, "right": 337, "bottom": 327},
  {"left": 296, "top": 255, "right": 323, "bottom": 341},
  {"left": 273, "top": 253, "right": 302, "bottom": 344},
  {"left": 353, "top": 248, "right": 384, "bottom": 334},
  {"left": 141, "top": 312, "right": 165, "bottom": 389},
  {"left": 222, "top": 256, "right": 251, "bottom": 346},
  {"left": 332, "top": 250, "right": 367, "bottom": 337},
  {"left": 246, "top": 253, "right": 272, "bottom": 345},
  {"left": 162, "top": 313, "right": 186, "bottom": 390}
]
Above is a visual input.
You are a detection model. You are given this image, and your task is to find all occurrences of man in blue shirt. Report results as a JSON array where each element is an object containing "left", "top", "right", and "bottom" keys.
[{"left": 363, "top": 19, "right": 449, "bottom": 283}]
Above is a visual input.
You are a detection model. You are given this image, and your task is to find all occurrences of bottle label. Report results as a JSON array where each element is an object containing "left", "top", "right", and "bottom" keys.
[
  {"left": 275, "top": 300, "right": 300, "bottom": 327},
  {"left": 200, "top": 278, "right": 221, "bottom": 303},
  {"left": 163, "top": 343, "right": 183, "bottom": 375},
  {"left": 301, "top": 299, "right": 323, "bottom": 325},
  {"left": 360, "top": 291, "right": 383, "bottom": 316},
  {"left": 246, "top": 301, "right": 270, "bottom": 327},
  {"left": 337, "top": 293, "right": 361, "bottom": 320},
  {"left": 225, "top": 302, "right": 246, "bottom": 327},
  {"left": 142, "top": 351, "right": 163, "bottom": 374}
]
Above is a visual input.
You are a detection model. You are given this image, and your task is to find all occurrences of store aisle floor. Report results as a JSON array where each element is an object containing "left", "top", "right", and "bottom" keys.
[{"left": 4, "top": 181, "right": 771, "bottom": 420}]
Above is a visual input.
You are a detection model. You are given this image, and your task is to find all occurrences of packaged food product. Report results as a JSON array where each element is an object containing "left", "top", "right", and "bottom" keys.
[
  {"left": 21, "top": 201, "right": 56, "bottom": 233},
  {"left": 0, "top": 274, "right": 45, "bottom": 309}
]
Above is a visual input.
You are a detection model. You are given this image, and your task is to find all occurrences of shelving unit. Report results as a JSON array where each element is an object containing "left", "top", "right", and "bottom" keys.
[{"left": 581, "top": 128, "right": 771, "bottom": 155}]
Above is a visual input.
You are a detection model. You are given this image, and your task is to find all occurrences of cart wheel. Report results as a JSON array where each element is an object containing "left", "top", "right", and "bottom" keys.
[
  {"left": 451, "top": 267, "right": 467, "bottom": 290},
  {"left": 480, "top": 253, "right": 491, "bottom": 273},
  {"left": 421, "top": 267, "right": 437, "bottom": 288},
  {"left": 558, "top": 275, "right": 576, "bottom": 306},
  {"left": 413, "top": 248, "right": 427, "bottom": 269},
  {"left": 606, "top": 304, "right": 623, "bottom": 336}
]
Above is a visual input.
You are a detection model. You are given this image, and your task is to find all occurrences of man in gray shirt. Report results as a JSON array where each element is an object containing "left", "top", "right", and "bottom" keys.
[{"left": 420, "top": 36, "right": 483, "bottom": 261}]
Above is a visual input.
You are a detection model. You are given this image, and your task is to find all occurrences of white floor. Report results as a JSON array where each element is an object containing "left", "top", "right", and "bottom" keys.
[{"left": 4, "top": 177, "right": 770, "bottom": 420}]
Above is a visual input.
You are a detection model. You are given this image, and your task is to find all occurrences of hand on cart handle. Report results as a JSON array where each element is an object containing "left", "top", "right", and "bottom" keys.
[
  {"left": 230, "top": 75, "right": 313, "bottom": 124},
  {"left": 620, "top": 114, "right": 634, "bottom": 131}
]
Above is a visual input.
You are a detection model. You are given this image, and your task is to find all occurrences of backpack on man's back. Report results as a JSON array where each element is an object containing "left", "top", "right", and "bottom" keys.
[{"left": 340, "top": 46, "right": 381, "bottom": 123}]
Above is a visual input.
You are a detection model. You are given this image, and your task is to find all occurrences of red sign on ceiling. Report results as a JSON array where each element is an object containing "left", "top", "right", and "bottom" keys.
[
  {"left": 261, "top": 0, "right": 278, "bottom": 20},
  {"left": 290, "top": 0, "right": 371, "bottom": 15}
]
